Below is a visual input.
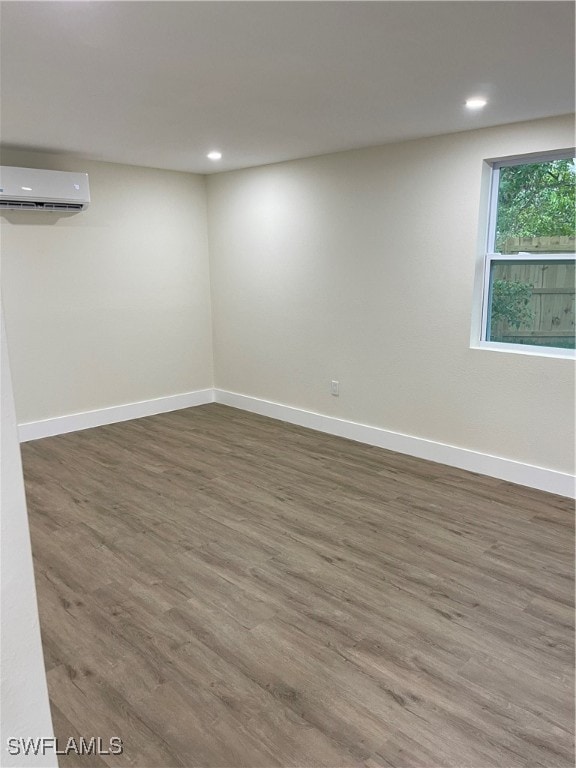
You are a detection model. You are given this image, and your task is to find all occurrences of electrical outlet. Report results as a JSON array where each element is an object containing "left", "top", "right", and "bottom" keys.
[{"left": 330, "top": 379, "right": 339, "bottom": 397}]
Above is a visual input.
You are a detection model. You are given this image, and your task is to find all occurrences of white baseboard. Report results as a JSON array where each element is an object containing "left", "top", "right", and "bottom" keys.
[
  {"left": 18, "top": 389, "right": 214, "bottom": 443},
  {"left": 214, "top": 389, "right": 575, "bottom": 499},
  {"left": 17, "top": 386, "right": 574, "bottom": 498}
]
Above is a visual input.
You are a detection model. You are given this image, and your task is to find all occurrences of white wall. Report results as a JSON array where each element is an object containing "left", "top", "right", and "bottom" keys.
[
  {"left": 207, "top": 115, "right": 575, "bottom": 476},
  {"left": 1, "top": 150, "right": 213, "bottom": 425},
  {"left": 1, "top": 307, "right": 57, "bottom": 768}
]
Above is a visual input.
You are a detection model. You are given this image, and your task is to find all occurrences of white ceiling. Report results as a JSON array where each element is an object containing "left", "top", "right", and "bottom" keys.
[{"left": 1, "top": 1, "right": 574, "bottom": 174}]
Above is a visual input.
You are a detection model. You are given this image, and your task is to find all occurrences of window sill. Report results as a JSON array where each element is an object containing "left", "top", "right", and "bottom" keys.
[{"left": 470, "top": 340, "right": 576, "bottom": 360}]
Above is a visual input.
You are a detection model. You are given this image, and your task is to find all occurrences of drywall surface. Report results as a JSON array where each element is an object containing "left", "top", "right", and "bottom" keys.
[
  {"left": 1, "top": 150, "right": 213, "bottom": 424},
  {"left": 207, "top": 115, "right": 575, "bottom": 475},
  {"left": 1, "top": 307, "right": 57, "bottom": 767}
]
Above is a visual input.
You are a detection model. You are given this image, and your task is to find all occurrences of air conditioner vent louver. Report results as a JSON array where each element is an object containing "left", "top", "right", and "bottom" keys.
[
  {"left": 42, "top": 202, "right": 84, "bottom": 211},
  {"left": 0, "top": 200, "right": 84, "bottom": 211},
  {"left": 0, "top": 200, "right": 38, "bottom": 209}
]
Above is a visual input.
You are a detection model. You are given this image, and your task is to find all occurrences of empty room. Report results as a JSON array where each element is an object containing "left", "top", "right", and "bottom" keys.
[{"left": 1, "top": 2, "right": 574, "bottom": 767}]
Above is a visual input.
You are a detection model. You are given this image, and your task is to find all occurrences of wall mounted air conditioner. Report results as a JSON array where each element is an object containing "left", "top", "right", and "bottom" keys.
[{"left": 0, "top": 166, "right": 90, "bottom": 211}]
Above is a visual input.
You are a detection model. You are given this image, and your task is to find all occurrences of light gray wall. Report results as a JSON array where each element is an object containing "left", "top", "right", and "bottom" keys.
[
  {"left": 1, "top": 150, "right": 214, "bottom": 425},
  {"left": 207, "top": 115, "right": 575, "bottom": 475},
  {"left": 1, "top": 308, "right": 57, "bottom": 768}
]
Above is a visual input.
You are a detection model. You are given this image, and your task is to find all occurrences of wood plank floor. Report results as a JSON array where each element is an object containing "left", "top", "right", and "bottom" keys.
[{"left": 22, "top": 403, "right": 574, "bottom": 768}]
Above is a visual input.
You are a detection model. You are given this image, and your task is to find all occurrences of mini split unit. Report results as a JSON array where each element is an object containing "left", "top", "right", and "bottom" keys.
[{"left": 0, "top": 166, "right": 90, "bottom": 211}]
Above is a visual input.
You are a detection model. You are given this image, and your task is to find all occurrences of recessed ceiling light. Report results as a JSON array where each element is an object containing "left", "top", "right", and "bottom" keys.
[
  {"left": 465, "top": 97, "right": 487, "bottom": 110},
  {"left": 207, "top": 151, "right": 222, "bottom": 161}
]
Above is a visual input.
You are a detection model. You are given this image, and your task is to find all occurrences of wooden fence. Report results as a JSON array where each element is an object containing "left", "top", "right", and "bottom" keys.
[
  {"left": 491, "top": 261, "right": 575, "bottom": 348},
  {"left": 502, "top": 235, "right": 576, "bottom": 254}
]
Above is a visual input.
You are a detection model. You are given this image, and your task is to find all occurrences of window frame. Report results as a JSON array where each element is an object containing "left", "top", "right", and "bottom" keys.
[{"left": 477, "top": 149, "right": 576, "bottom": 359}]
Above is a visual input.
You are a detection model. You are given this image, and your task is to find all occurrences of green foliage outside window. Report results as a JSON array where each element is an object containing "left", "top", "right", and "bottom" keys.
[
  {"left": 490, "top": 278, "right": 534, "bottom": 333},
  {"left": 495, "top": 159, "right": 576, "bottom": 253}
]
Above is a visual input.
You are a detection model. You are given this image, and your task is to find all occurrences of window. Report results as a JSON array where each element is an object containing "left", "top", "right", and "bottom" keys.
[{"left": 480, "top": 151, "right": 575, "bottom": 354}]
